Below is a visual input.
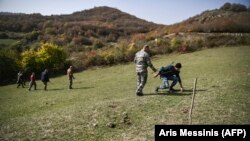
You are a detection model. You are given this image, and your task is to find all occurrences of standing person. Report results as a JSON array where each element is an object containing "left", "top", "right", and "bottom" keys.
[
  {"left": 154, "top": 63, "right": 184, "bottom": 93},
  {"left": 17, "top": 71, "right": 25, "bottom": 88},
  {"left": 41, "top": 69, "right": 49, "bottom": 90},
  {"left": 67, "top": 66, "right": 75, "bottom": 89},
  {"left": 22, "top": 71, "right": 27, "bottom": 86},
  {"left": 28, "top": 72, "right": 37, "bottom": 91},
  {"left": 134, "top": 45, "right": 157, "bottom": 96}
]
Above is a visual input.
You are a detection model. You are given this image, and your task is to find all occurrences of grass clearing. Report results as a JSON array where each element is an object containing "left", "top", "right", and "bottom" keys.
[
  {"left": 0, "top": 39, "right": 17, "bottom": 46},
  {"left": 0, "top": 46, "right": 250, "bottom": 140}
]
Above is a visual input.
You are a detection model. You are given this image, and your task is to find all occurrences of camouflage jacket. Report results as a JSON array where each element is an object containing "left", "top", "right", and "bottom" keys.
[{"left": 134, "top": 50, "right": 156, "bottom": 73}]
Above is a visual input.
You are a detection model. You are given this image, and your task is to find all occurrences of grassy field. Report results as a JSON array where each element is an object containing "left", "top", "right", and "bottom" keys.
[
  {"left": 0, "top": 39, "right": 16, "bottom": 46},
  {"left": 0, "top": 46, "right": 250, "bottom": 140}
]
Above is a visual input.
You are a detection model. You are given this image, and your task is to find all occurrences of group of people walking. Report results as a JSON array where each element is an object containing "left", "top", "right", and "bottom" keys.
[
  {"left": 17, "top": 66, "right": 75, "bottom": 91},
  {"left": 17, "top": 44, "right": 183, "bottom": 96}
]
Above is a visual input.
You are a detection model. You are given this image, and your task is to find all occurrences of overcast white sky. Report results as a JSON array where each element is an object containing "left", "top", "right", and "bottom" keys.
[{"left": 0, "top": 0, "right": 249, "bottom": 25}]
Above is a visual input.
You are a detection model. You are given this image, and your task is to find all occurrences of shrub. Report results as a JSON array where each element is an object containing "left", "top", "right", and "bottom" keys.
[
  {"left": 20, "top": 49, "right": 38, "bottom": 73},
  {"left": 72, "top": 36, "right": 92, "bottom": 45},
  {"left": 0, "top": 32, "right": 8, "bottom": 39},
  {"left": 20, "top": 43, "right": 67, "bottom": 76},
  {"left": 99, "top": 50, "right": 115, "bottom": 65},
  {"left": 25, "top": 31, "right": 40, "bottom": 42},
  {"left": 0, "top": 49, "right": 19, "bottom": 84},
  {"left": 187, "top": 38, "right": 204, "bottom": 52},
  {"left": 45, "top": 27, "right": 57, "bottom": 35},
  {"left": 151, "top": 38, "right": 171, "bottom": 54},
  {"left": 170, "top": 37, "right": 182, "bottom": 52},
  {"left": 112, "top": 44, "right": 127, "bottom": 63},
  {"left": 36, "top": 43, "right": 67, "bottom": 70},
  {"left": 93, "top": 40, "right": 104, "bottom": 49},
  {"left": 125, "top": 43, "right": 140, "bottom": 61}
]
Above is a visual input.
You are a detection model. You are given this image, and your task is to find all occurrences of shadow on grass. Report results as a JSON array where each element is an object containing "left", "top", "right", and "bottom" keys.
[
  {"left": 143, "top": 89, "right": 207, "bottom": 96},
  {"left": 183, "top": 89, "right": 207, "bottom": 92},
  {"left": 33, "top": 87, "right": 94, "bottom": 91},
  {"left": 143, "top": 92, "right": 192, "bottom": 96},
  {"left": 49, "top": 88, "right": 64, "bottom": 91},
  {"left": 44, "top": 86, "right": 95, "bottom": 91},
  {"left": 72, "top": 86, "right": 94, "bottom": 90},
  {"left": 28, "top": 88, "right": 62, "bottom": 91}
]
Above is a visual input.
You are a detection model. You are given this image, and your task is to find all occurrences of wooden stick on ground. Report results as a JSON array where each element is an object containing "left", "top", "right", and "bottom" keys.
[{"left": 189, "top": 78, "right": 197, "bottom": 125}]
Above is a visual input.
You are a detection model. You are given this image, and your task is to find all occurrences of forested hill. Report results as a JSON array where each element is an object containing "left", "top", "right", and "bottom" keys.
[
  {"left": 164, "top": 3, "right": 250, "bottom": 33},
  {"left": 0, "top": 6, "right": 160, "bottom": 84},
  {"left": 0, "top": 6, "right": 159, "bottom": 45}
]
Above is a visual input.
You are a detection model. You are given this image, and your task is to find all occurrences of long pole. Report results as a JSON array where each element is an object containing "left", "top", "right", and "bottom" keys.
[{"left": 189, "top": 78, "right": 197, "bottom": 125}]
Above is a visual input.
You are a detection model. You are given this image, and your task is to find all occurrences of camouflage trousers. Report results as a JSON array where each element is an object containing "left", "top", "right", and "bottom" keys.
[{"left": 136, "top": 72, "right": 148, "bottom": 94}]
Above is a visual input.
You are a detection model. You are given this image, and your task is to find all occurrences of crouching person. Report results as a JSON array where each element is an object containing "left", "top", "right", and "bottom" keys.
[{"left": 154, "top": 63, "right": 184, "bottom": 93}]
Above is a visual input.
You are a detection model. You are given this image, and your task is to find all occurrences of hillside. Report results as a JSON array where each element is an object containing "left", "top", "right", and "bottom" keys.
[
  {"left": 0, "top": 46, "right": 249, "bottom": 140},
  {"left": 1, "top": 3, "right": 250, "bottom": 85},
  {"left": 164, "top": 3, "right": 250, "bottom": 33},
  {"left": 0, "top": 6, "right": 158, "bottom": 50},
  {"left": 0, "top": 6, "right": 160, "bottom": 84},
  {"left": 1, "top": 3, "right": 249, "bottom": 51},
  {"left": 0, "top": 6, "right": 158, "bottom": 33}
]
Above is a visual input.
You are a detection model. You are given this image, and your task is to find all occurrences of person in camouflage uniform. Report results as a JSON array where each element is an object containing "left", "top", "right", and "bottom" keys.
[
  {"left": 134, "top": 45, "right": 157, "bottom": 96},
  {"left": 67, "top": 66, "right": 75, "bottom": 89}
]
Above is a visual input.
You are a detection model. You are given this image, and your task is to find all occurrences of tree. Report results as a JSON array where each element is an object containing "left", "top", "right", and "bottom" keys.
[
  {"left": 0, "top": 32, "right": 8, "bottom": 39},
  {"left": 36, "top": 43, "right": 67, "bottom": 70},
  {"left": 220, "top": 3, "right": 247, "bottom": 12},
  {"left": 25, "top": 31, "right": 40, "bottom": 42},
  {"left": 72, "top": 36, "right": 92, "bottom": 45},
  {"left": 231, "top": 3, "right": 247, "bottom": 12},
  {"left": 20, "top": 49, "right": 38, "bottom": 73},
  {"left": 20, "top": 43, "right": 67, "bottom": 77},
  {"left": 0, "top": 49, "right": 19, "bottom": 84},
  {"left": 220, "top": 3, "right": 232, "bottom": 11},
  {"left": 170, "top": 37, "right": 182, "bottom": 51}
]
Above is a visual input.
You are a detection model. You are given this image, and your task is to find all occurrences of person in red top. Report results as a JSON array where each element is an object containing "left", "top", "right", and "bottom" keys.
[{"left": 28, "top": 72, "right": 36, "bottom": 91}]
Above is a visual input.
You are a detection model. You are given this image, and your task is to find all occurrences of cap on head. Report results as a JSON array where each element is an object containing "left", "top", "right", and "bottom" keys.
[{"left": 175, "top": 63, "right": 182, "bottom": 69}]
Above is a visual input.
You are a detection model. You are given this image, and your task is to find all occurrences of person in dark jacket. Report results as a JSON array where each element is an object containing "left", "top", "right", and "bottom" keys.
[
  {"left": 154, "top": 63, "right": 184, "bottom": 93},
  {"left": 41, "top": 69, "right": 49, "bottom": 90}
]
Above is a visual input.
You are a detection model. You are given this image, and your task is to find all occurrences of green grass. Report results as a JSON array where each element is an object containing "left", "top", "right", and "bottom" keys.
[
  {"left": 0, "top": 46, "right": 250, "bottom": 140},
  {"left": 0, "top": 39, "right": 17, "bottom": 46}
]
